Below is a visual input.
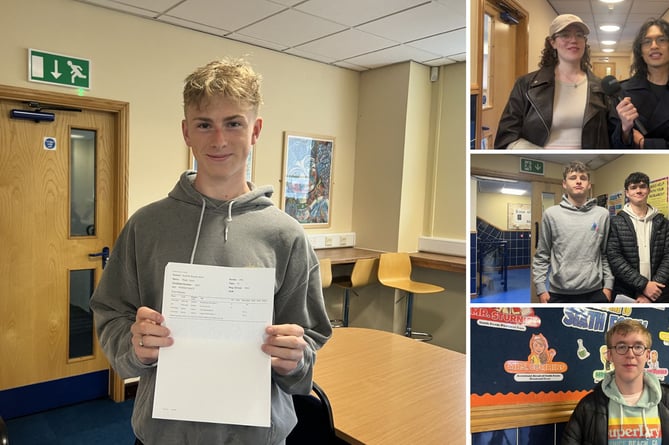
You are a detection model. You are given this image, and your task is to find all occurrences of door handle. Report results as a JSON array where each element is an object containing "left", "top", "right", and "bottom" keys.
[{"left": 89, "top": 246, "right": 110, "bottom": 269}]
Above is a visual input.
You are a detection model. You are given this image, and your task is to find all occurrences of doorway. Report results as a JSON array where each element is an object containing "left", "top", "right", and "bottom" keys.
[
  {"left": 0, "top": 85, "right": 128, "bottom": 416},
  {"left": 475, "top": 0, "right": 529, "bottom": 148}
]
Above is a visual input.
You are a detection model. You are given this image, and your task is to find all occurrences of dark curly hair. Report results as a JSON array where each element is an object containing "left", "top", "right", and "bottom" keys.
[
  {"left": 539, "top": 36, "right": 591, "bottom": 71},
  {"left": 630, "top": 18, "right": 669, "bottom": 78}
]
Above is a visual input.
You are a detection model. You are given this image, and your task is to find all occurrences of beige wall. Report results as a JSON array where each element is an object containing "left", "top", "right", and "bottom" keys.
[
  {"left": 3, "top": 0, "right": 360, "bottom": 233},
  {"left": 4, "top": 0, "right": 466, "bottom": 352},
  {"left": 477, "top": 193, "right": 531, "bottom": 229},
  {"left": 595, "top": 155, "right": 669, "bottom": 197}
]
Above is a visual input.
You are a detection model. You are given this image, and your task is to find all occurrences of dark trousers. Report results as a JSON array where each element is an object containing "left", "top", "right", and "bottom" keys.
[
  {"left": 135, "top": 440, "right": 143, "bottom": 445},
  {"left": 548, "top": 289, "right": 609, "bottom": 303}
]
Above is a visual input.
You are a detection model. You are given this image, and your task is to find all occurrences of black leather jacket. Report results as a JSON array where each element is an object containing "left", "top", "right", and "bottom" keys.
[
  {"left": 610, "top": 73, "right": 669, "bottom": 148},
  {"left": 495, "top": 67, "right": 611, "bottom": 148},
  {"left": 607, "top": 210, "right": 669, "bottom": 302},
  {"left": 561, "top": 381, "right": 669, "bottom": 445}
]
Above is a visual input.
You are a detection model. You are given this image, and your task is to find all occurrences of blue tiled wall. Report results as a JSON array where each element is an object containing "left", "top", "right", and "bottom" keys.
[
  {"left": 472, "top": 423, "right": 566, "bottom": 445},
  {"left": 476, "top": 218, "right": 531, "bottom": 267}
]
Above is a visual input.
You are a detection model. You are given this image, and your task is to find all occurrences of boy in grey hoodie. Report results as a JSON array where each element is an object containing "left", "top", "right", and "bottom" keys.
[
  {"left": 562, "top": 319, "right": 669, "bottom": 444},
  {"left": 90, "top": 58, "right": 332, "bottom": 445},
  {"left": 533, "top": 161, "right": 614, "bottom": 303},
  {"left": 607, "top": 172, "right": 669, "bottom": 303}
]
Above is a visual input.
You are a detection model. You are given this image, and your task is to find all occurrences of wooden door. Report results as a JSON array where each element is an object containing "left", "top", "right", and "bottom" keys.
[
  {"left": 0, "top": 85, "right": 128, "bottom": 413},
  {"left": 477, "top": 0, "right": 528, "bottom": 148},
  {"left": 530, "top": 181, "right": 563, "bottom": 303},
  {"left": 592, "top": 62, "right": 617, "bottom": 79}
]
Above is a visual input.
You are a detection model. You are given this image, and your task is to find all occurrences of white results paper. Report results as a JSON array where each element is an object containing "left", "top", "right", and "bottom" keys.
[{"left": 152, "top": 262, "right": 275, "bottom": 426}]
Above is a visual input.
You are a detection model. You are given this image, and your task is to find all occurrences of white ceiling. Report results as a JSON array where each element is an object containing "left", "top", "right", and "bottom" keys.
[
  {"left": 74, "top": 0, "right": 465, "bottom": 71},
  {"left": 546, "top": 0, "right": 669, "bottom": 56}
]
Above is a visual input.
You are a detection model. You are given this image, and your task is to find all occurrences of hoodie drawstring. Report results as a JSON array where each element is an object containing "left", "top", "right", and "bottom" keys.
[
  {"left": 190, "top": 199, "right": 207, "bottom": 264},
  {"left": 224, "top": 201, "right": 235, "bottom": 242},
  {"left": 189, "top": 198, "right": 236, "bottom": 263}
]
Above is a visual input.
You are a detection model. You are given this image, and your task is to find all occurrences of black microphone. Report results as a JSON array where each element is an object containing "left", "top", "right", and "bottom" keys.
[{"left": 601, "top": 75, "right": 648, "bottom": 135}]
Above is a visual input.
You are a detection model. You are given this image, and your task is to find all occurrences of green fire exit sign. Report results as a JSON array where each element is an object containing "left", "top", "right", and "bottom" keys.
[
  {"left": 29, "top": 49, "right": 90, "bottom": 89},
  {"left": 520, "top": 158, "right": 544, "bottom": 175}
]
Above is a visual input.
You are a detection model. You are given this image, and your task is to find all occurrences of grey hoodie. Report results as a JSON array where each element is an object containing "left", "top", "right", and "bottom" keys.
[
  {"left": 533, "top": 195, "right": 614, "bottom": 295},
  {"left": 90, "top": 172, "right": 332, "bottom": 445}
]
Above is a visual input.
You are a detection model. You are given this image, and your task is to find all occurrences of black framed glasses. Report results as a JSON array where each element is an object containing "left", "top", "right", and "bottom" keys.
[
  {"left": 641, "top": 36, "right": 669, "bottom": 48},
  {"left": 612, "top": 344, "right": 648, "bottom": 356}
]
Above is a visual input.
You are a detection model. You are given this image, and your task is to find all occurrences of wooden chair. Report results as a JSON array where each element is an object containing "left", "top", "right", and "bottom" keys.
[
  {"left": 377, "top": 252, "right": 443, "bottom": 341},
  {"left": 331, "top": 258, "right": 378, "bottom": 327},
  {"left": 319, "top": 258, "right": 333, "bottom": 289}
]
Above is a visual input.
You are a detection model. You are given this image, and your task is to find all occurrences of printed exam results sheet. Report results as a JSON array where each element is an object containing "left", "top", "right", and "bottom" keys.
[{"left": 153, "top": 262, "right": 275, "bottom": 426}]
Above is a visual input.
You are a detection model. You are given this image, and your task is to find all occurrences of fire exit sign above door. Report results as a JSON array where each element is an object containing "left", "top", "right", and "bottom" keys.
[{"left": 29, "top": 49, "right": 91, "bottom": 89}]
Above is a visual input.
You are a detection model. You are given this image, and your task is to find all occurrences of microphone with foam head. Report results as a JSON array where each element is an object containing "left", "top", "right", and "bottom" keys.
[{"left": 601, "top": 75, "right": 647, "bottom": 135}]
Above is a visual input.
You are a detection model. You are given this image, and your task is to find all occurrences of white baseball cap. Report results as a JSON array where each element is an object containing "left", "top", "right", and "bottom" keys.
[{"left": 549, "top": 14, "right": 590, "bottom": 36}]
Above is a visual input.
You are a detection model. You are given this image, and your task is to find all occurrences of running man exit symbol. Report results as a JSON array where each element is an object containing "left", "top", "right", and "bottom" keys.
[{"left": 29, "top": 49, "right": 91, "bottom": 89}]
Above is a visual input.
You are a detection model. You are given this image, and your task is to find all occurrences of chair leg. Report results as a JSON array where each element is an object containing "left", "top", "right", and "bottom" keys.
[
  {"left": 343, "top": 288, "right": 350, "bottom": 327},
  {"left": 404, "top": 292, "right": 432, "bottom": 342}
]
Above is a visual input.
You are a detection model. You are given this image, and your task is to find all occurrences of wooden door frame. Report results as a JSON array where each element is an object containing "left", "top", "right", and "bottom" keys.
[
  {"left": 0, "top": 84, "right": 129, "bottom": 402},
  {"left": 474, "top": 0, "right": 529, "bottom": 148}
]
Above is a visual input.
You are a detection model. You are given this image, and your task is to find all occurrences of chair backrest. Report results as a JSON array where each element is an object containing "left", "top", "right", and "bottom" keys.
[
  {"left": 319, "top": 258, "right": 332, "bottom": 288},
  {"left": 286, "top": 382, "right": 339, "bottom": 445},
  {"left": 377, "top": 252, "right": 412, "bottom": 285},
  {"left": 350, "top": 257, "right": 378, "bottom": 288}
]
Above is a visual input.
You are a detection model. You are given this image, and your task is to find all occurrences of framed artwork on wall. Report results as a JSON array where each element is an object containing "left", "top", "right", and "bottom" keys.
[{"left": 281, "top": 132, "right": 334, "bottom": 227}]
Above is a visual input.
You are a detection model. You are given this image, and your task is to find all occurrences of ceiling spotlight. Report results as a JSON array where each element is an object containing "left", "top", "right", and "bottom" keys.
[
  {"left": 602, "top": 48, "right": 615, "bottom": 53},
  {"left": 599, "top": 0, "right": 623, "bottom": 3},
  {"left": 601, "top": 40, "right": 617, "bottom": 45},
  {"left": 600, "top": 25, "right": 621, "bottom": 32}
]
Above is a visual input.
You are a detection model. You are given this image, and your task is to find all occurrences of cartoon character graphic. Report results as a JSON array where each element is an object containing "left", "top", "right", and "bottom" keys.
[
  {"left": 528, "top": 333, "right": 556, "bottom": 365},
  {"left": 648, "top": 350, "right": 660, "bottom": 369}
]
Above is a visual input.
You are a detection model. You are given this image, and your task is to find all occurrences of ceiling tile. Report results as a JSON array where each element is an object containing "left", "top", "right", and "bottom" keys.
[
  {"left": 294, "top": 0, "right": 427, "bottom": 27},
  {"left": 225, "top": 33, "right": 289, "bottom": 51},
  {"left": 159, "top": 15, "right": 230, "bottom": 35},
  {"left": 358, "top": 2, "right": 464, "bottom": 43},
  {"left": 294, "top": 29, "right": 397, "bottom": 61},
  {"left": 344, "top": 44, "right": 440, "bottom": 68},
  {"left": 408, "top": 28, "right": 466, "bottom": 57},
  {"left": 167, "top": 0, "right": 285, "bottom": 31},
  {"left": 237, "top": 9, "right": 347, "bottom": 47}
]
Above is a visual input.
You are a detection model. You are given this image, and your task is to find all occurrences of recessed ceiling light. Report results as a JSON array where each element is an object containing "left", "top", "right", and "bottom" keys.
[
  {"left": 600, "top": 0, "right": 624, "bottom": 3},
  {"left": 601, "top": 40, "right": 617, "bottom": 45},
  {"left": 600, "top": 25, "right": 621, "bottom": 32},
  {"left": 602, "top": 48, "right": 615, "bottom": 53}
]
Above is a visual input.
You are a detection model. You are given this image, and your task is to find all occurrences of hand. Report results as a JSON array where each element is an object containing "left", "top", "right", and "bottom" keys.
[
  {"left": 636, "top": 295, "right": 652, "bottom": 303},
  {"left": 539, "top": 292, "right": 550, "bottom": 304},
  {"left": 602, "top": 288, "right": 612, "bottom": 302},
  {"left": 130, "top": 306, "right": 173, "bottom": 365},
  {"left": 644, "top": 281, "right": 665, "bottom": 301},
  {"left": 261, "top": 324, "right": 307, "bottom": 376},
  {"left": 616, "top": 97, "right": 639, "bottom": 136}
]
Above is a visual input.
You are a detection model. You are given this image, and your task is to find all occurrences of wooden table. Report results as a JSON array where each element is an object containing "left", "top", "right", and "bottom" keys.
[
  {"left": 313, "top": 327, "right": 466, "bottom": 445},
  {"left": 315, "top": 247, "right": 380, "bottom": 265},
  {"left": 315, "top": 247, "right": 466, "bottom": 274}
]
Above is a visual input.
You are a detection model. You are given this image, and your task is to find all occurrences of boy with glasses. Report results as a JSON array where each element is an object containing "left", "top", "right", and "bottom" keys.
[
  {"left": 607, "top": 172, "right": 669, "bottom": 303},
  {"left": 562, "top": 319, "right": 669, "bottom": 444},
  {"left": 612, "top": 18, "right": 669, "bottom": 148}
]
